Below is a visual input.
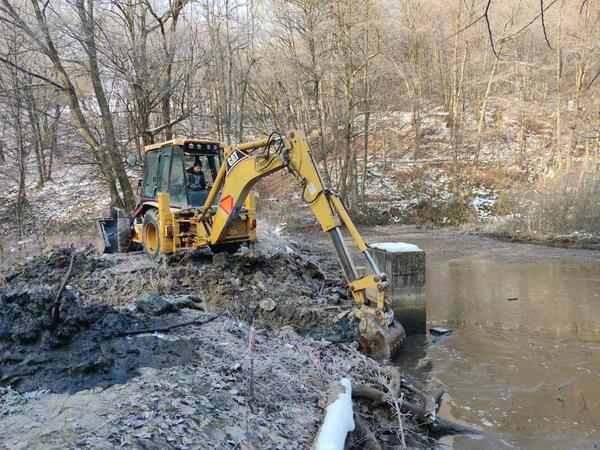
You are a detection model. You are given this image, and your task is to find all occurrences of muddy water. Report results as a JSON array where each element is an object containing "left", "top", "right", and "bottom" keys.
[{"left": 380, "top": 229, "right": 600, "bottom": 449}]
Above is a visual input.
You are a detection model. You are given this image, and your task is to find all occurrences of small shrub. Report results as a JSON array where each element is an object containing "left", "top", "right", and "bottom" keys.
[
  {"left": 350, "top": 205, "right": 391, "bottom": 226},
  {"left": 491, "top": 192, "right": 513, "bottom": 216},
  {"left": 444, "top": 196, "right": 477, "bottom": 225}
]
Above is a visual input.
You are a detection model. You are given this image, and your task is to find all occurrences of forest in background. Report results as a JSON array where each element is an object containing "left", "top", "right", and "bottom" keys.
[{"left": 0, "top": 0, "right": 598, "bottom": 242}]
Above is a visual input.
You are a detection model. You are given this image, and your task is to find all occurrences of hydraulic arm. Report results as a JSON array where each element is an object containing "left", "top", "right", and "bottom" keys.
[{"left": 204, "top": 130, "right": 405, "bottom": 359}]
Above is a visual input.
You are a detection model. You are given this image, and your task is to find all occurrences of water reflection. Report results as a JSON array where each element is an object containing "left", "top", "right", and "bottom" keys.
[
  {"left": 398, "top": 258, "right": 600, "bottom": 450},
  {"left": 427, "top": 259, "right": 600, "bottom": 339}
]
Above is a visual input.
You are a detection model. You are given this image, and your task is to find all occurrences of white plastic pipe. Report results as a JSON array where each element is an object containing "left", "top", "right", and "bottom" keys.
[{"left": 314, "top": 378, "right": 355, "bottom": 450}]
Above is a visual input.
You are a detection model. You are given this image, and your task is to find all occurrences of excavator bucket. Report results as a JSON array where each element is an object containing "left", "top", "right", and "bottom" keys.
[
  {"left": 95, "top": 206, "right": 132, "bottom": 255},
  {"left": 359, "top": 317, "right": 406, "bottom": 361},
  {"left": 96, "top": 218, "right": 118, "bottom": 254}
]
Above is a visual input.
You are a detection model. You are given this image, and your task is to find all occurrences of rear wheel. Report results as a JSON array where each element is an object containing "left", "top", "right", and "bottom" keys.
[{"left": 142, "top": 209, "right": 160, "bottom": 260}]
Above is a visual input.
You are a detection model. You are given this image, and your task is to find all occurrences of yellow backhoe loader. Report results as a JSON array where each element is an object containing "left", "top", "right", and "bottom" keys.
[{"left": 96, "top": 131, "right": 405, "bottom": 359}]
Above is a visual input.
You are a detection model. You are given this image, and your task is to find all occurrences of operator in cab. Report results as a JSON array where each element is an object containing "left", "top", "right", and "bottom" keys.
[{"left": 187, "top": 159, "right": 207, "bottom": 191}]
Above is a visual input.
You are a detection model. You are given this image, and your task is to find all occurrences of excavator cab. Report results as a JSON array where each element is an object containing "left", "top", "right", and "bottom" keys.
[
  {"left": 130, "top": 138, "right": 256, "bottom": 257},
  {"left": 97, "top": 138, "right": 257, "bottom": 257},
  {"left": 140, "top": 139, "right": 224, "bottom": 209}
]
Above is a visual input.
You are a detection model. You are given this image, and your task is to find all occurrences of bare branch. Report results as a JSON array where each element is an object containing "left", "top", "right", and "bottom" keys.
[
  {"left": 540, "top": 0, "right": 553, "bottom": 49},
  {"left": 505, "top": 0, "right": 559, "bottom": 41},
  {"left": 483, "top": 0, "right": 500, "bottom": 58},
  {"left": 145, "top": 112, "right": 192, "bottom": 136},
  {"left": 0, "top": 54, "right": 64, "bottom": 90},
  {"left": 585, "top": 67, "right": 600, "bottom": 91}
]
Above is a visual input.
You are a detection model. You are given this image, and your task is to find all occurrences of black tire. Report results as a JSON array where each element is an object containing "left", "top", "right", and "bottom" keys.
[
  {"left": 142, "top": 209, "right": 160, "bottom": 260},
  {"left": 116, "top": 217, "right": 132, "bottom": 253}
]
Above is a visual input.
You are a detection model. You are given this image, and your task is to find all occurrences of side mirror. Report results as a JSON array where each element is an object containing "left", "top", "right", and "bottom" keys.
[{"left": 126, "top": 154, "right": 138, "bottom": 167}]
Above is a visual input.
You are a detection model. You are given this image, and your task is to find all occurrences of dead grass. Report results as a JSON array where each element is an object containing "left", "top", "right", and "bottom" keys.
[{"left": 483, "top": 168, "right": 600, "bottom": 242}]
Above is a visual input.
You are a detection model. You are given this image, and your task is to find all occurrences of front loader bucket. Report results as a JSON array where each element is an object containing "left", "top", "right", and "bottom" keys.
[
  {"left": 359, "top": 317, "right": 406, "bottom": 361},
  {"left": 96, "top": 218, "right": 119, "bottom": 254},
  {"left": 96, "top": 205, "right": 134, "bottom": 255}
]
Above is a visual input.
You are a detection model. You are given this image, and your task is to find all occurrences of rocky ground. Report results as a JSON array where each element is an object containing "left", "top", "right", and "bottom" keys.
[{"left": 0, "top": 231, "right": 475, "bottom": 449}]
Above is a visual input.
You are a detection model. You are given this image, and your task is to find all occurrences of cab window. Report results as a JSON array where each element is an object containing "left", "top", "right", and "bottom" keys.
[
  {"left": 184, "top": 154, "right": 220, "bottom": 186},
  {"left": 170, "top": 146, "right": 187, "bottom": 205},
  {"left": 141, "top": 151, "right": 159, "bottom": 198},
  {"left": 156, "top": 146, "right": 171, "bottom": 194}
]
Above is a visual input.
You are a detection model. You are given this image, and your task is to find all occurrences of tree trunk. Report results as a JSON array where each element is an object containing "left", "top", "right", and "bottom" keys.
[
  {"left": 76, "top": 0, "right": 136, "bottom": 210},
  {"left": 554, "top": 0, "right": 564, "bottom": 169},
  {"left": 25, "top": 90, "right": 46, "bottom": 187},
  {"left": 474, "top": 43, "right": 502, "bottom": 164},
  {"left": 361, "top": 111, "right": 370, "bottom": 206},
  {"left": 0, "top": 138, "right": 5, "bottom": 165}
]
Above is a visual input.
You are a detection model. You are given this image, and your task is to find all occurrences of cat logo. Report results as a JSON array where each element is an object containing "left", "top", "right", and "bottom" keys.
[{"left": 226, "top": 150, "right": 246, "bottom": 172}]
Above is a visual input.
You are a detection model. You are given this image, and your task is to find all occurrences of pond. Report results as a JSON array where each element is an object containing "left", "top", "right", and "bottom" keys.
[{"left": 383, "top": 230, "right": 600, "bottom": 449}]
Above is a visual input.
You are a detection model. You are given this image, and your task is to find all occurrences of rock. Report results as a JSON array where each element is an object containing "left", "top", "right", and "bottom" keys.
[
  {"left": 278, "top": 303, "right": 296, "bottom": 321},
  {"left": 165, "top": 295, "right": 204, "bottom": 310},
  {"left": 328, "top": 293, "right": 341, "bottom": 304},
  {"left": 278, "top": 325, "right": 300, "bottom": 340},
  {"left": 224, "top": 424, "right": 246, "bottom": 441},
  {"left": 40, "top": 330, "right": 61, "bottom": 349},
  {"left": 415, "top": 356, "right": 432, "bottom": 371},
  {"left": 330, "top": 286, "right": 348, "bottom": 299},
  {"left": 213, "top": 253, "right": 228, "bottom": 268},
  {"left": 259, "top": 298, "right": 276, "bottom": 312},
  {"left": 70, "top": 356, "right": 114, "bottom": 374},
  {"left": 253, "top": 271, "right": 266, "bottom": 283},
  {"left": 135, "top": 293, "right": 175, "bottom": 316}
]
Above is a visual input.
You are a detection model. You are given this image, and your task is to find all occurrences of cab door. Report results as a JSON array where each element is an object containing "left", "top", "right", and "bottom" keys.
[
  {"left": 169, "top": 146, "right": 187, "bottom": 207},
  {"left": 141, "top": 151, "right": 159, "bottom": 200},
  {"left": 155, "top": 146, "right": 172, "bottom": 200}
]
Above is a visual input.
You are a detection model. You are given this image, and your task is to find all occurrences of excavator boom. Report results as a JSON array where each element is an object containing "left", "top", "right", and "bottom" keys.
[{"left": 201, "top": 131, "right": 405, "bottom": 359}]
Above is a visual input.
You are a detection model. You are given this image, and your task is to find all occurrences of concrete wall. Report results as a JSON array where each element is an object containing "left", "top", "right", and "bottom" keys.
[{"left": 369, "top": 244, "right": 426, "bottom": 334}]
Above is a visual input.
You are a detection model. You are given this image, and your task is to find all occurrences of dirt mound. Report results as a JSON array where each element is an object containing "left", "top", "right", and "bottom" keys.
[
  {"left": 0, "top": 277, "right": 212, "bottom": 393},
  {"left": 0, "top": 316, "right": 437, "bottom": 450},
  {"left": 0, "top": 244, "right": 356, "bottom": 393},
  {"left": 3, "top": 245, "right": 355, "bottom": 341},
  {"left": 200, "top": 250, "right": 354, "bottom": 340},
  {"left": 0, "top": 245, "right": 453, "bottom": 449},
  {"left": 4, "top": 246, "right": 113, "bottom": 285}
]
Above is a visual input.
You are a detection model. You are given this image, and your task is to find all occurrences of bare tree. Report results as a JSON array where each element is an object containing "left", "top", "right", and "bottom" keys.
[{"left": 0, "top": 0, "right": 136, "bottom": 209}]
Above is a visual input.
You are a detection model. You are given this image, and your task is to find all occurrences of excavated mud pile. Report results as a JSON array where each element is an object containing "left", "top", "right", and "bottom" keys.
[
  {"left": 0, "top": 245, "right": 356, "bottom": 395},
  {"left": 199, "top": 250, "right": 355, "bottom": 340},
  {"left": 3, "top": 246, "right": 114, "bottom": 286},
  {"left": 0, "top": 286, "right": 132, "bottom": 347},
  {"left": 3, "top": 245, "right": 355, "bottom": 341},
  {"left": 0, "top": 281, "right": 210, "bottom": 394}
]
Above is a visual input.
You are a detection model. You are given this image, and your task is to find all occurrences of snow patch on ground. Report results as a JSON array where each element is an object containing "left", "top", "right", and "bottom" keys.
[{"left": 370, "top": 242, "right": 421, "bottom": 252}]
